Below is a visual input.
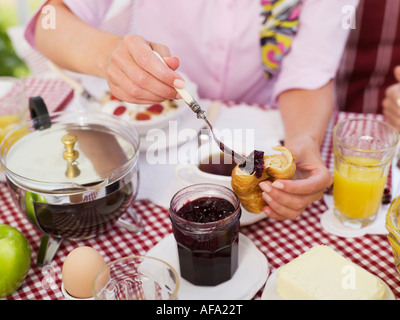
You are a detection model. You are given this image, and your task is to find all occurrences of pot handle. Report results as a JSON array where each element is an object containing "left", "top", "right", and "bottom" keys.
[{"left": 29, "top": 96, "right": 52, "bottom": 130}]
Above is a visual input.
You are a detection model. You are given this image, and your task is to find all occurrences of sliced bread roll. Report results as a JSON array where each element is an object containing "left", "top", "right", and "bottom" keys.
[{"left": 231, "top": 146, "right": 296, "bottom": 214}]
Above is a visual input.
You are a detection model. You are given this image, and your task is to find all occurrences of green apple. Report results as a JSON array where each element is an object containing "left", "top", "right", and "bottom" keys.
[
  {"left": 25, "top": 191, "right": 47, "bottom": 227},
  {"left": 0, "top": 224, "right": 31, "bottom": 298}
]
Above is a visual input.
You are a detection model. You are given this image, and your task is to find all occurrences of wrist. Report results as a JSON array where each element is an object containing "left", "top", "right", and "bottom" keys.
[
  {"left": 284, "top": 135, "right": 320, "bottom": 156},
  {"left": 96, "top": 34, "right": 123, "bottom": 78}
]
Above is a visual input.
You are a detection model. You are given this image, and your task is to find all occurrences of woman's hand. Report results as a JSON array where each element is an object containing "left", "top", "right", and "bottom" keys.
[
  {"left": 259, "top": 136, "right": 333, "bottom": 220},
  {"left": 106, "top": 35, "right": 185, "bottom": 104},
  {"left": 382, "top": 66, "right": 400, "bottom": 131},
  {"left": 34, "top": 1, "right": 185, "bottom": 104}
]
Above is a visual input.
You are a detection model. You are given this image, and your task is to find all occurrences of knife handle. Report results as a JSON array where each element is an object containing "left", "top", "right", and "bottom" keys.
[
  {"left": 206, "top": 101, "right": 220, "bottom": 125},
  {"left": 152, "top": 51, "right": 206, "bottom": 119},
  {"left": 47, "top": 61, "right": 84, "bottom": 94}
]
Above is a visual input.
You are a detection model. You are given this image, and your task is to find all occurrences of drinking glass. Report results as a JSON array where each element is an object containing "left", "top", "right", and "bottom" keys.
[
  {"left": 333, "top": 118, "right": 399, "bottom": 229},
  {"left": 0, "top": 77, "right": 27, "bottom": 156},
  {"left": 92, "top": 256, "right": 179, "bottom": 300},
  {"left": 386, "top": 195, "right": 400, "bottom": 279}
]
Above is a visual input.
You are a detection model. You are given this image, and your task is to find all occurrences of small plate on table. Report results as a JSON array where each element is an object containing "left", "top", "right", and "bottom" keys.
[
  {"left": 146, "top": 233, "right": 269, "bottom": 300},
  {"left": 261, "top": 268, "right": 396, "bottom": 300}
]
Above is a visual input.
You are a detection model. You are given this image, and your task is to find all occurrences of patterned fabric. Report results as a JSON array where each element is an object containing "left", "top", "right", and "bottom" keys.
[
  {"left": 260, "top": 0, "right": 302, "bottom": 78},
  {"left": 336, "top": 0, "right": 400, "bottom": 114}
]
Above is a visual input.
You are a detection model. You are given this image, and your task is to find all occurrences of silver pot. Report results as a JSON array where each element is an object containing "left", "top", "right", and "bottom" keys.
[{"left": 0, "top": 97, "right": 142, "bottom": 267}]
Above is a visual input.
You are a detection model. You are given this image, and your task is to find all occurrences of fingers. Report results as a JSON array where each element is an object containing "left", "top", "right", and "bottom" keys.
[
  {"left": 164, "top": 56, "right": 180, "bottom": 71},
  {"left": 394, "top": 65, "right": 400, "bottom": 82},
  {"left": 107, "top": 56, "right": 170, "bottom": 103},
  {"left": 382, "top": 82, "right": 400, "bottom": 132},
  {"left": 258, "top": 165, "right": 333, "bottom": 221},
  {"left": 382, "top": 96, "right": 400, "bottom": 131},
  {"left": 150, "top": 43, "right": 180, "bottom": 71},
  {"left": 259, "top": 180, "right": 325, "bottom": 220},
  {"left": 106, "top": 35, "right": 183, "bottom": 104}
]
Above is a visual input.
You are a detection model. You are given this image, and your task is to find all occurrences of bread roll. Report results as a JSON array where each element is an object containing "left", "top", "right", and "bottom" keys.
[{"left": 231, "top": 146, "right": 296, "bottom": 214}]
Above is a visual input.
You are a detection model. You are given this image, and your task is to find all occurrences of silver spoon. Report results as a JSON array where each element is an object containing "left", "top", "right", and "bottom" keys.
[{"left": 153, "top": 51, "right": 254, "bottom": 172}]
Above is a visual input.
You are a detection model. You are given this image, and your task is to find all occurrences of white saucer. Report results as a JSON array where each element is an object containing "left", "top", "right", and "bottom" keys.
[
  {"left": 146, "top": 233, "right": 269, "bottom": 300},
  {"left": 261, "top": 269, "right": 395, "bottom": 300},
  {"left": 321, "top": 195, "right": 388, "bottom": 238}
]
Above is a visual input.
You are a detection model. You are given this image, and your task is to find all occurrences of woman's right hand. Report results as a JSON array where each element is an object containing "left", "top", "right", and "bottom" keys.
[{"left": 106, "top": 34, "right": 185, "bottom": 104}]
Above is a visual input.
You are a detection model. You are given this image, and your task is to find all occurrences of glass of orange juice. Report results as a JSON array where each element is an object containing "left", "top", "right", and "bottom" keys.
[
  {"left": 0, "top": 77, "right": 28, "bottom": 165},
  {"left": 333, "top": 118, "right": 399, "bottom": 229}
]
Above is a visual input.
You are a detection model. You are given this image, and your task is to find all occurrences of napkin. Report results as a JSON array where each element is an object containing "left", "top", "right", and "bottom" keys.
[{"left": 320, "top": 195, "right": 389, "bottom": 238}]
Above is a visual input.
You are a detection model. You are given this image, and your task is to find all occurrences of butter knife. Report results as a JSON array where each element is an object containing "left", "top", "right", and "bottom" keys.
[
  {"left": 198, "top": 101, "right": 221, "bottom": 145},
  {"left": 47, "top": 61, "right": 103, "bottom": 104}
]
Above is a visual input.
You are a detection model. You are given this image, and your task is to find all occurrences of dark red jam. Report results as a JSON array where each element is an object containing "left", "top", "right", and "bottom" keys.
[
  {"left": 171, "top": 197, "right": 240, "bottom": 286},
  {"left": 239, "top": 149, "right": 264, "bottom": 178},
  {"left": 176, "top": 197, "right": 235, "bottom": 222}
]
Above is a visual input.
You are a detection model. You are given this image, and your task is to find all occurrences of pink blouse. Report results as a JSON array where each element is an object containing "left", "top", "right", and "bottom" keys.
[{"left": 25, "top": 0, "right": 358, "bottom": 106}]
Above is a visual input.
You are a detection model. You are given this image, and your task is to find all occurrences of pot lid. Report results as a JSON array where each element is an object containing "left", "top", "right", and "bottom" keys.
[{"left": 3, "top": 119, "right": 137, "bottom": 187}]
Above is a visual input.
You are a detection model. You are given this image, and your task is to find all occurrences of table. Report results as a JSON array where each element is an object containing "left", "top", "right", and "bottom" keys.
[{"left": 2, "top": 77, "right": 400, "bottom": 300}]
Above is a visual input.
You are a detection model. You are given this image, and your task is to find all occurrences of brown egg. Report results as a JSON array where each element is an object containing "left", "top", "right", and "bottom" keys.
[{"left": 62, "top": 246, "right": 107, "bottom": 299}]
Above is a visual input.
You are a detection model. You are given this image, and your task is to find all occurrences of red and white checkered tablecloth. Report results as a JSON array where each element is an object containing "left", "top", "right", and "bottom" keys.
[
  {"left": 2, "top": 78, "right": 400, "bottom": 300},
  {"left": 23, "top": 77, "right": 74, "bottom": 113}
]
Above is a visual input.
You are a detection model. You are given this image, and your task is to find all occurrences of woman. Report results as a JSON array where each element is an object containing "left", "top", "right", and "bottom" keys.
[{"left": 25, "top": 0, "right": 357, "bottom": 220}]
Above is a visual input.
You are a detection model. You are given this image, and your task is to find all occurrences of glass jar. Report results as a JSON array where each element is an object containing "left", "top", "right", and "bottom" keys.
[
  {"left": 386, "top": 195, "right": 400, "bottom": 278},
  {"left": 169, "top": 183, "right": 241, "bottom": 286}
]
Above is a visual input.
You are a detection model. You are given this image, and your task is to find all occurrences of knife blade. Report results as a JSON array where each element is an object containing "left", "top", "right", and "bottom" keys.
[
  {"left": 47, "top": 61, "right": 102, "bottom": 104},
  {"left": 198, "top": 101, "right": 221, "bottom": 146}
]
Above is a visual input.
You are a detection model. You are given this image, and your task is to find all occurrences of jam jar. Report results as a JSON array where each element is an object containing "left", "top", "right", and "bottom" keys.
[{"left": 169, "top": 184, "right": 241, "bottom": 286}]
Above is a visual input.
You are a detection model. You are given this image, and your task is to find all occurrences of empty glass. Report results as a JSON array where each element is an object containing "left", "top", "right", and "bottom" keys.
[{"left": 92, "top": 256, "right": 179, "bottom": 300}]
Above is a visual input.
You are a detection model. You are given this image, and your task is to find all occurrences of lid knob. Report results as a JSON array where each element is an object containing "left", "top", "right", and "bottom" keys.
[{"left": 62, "top": 134, "right": 80, "bottom": 178}]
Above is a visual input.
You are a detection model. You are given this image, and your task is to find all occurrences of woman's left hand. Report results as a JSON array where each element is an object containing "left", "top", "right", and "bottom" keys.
[{"left": 259, "top": 136, "right": 332, "bottom": 220}]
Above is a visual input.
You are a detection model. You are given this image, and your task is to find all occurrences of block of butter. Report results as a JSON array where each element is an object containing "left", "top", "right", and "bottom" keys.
[{"left": 277, "top": 245, "right": 386, "bottom": 300}]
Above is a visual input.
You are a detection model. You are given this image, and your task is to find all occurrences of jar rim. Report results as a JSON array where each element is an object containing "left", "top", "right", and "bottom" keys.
[{"left": 169, "top": 183, "right": 241, "bottom": 228}]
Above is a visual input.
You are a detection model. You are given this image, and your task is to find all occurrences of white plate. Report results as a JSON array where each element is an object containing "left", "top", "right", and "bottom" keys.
[
  {"left": 71, "top": 73, "right": 202, "bottom": 146},
  {"left": 146, "top": 233, "right": 269, "bottom": 300},
  {"left": 261, "top": 269, "right": 396, "bottom": 300},
  {"left": 99, "top": 98, "right": 188, "bottom": 136},
  {"left": 138, "top": 101, "right": 210, "bottom": 151}
]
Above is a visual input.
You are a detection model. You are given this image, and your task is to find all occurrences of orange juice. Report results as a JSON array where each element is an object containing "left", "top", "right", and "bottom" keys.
[
  {"left": 333, "top": 156, "right": 387, "bottom": 219},
  {"left": 0, "top": 115, "right": 20, "bottom": 138},
  {"left": 0, "top": 115, "right": 27, "bottom": 157}
]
